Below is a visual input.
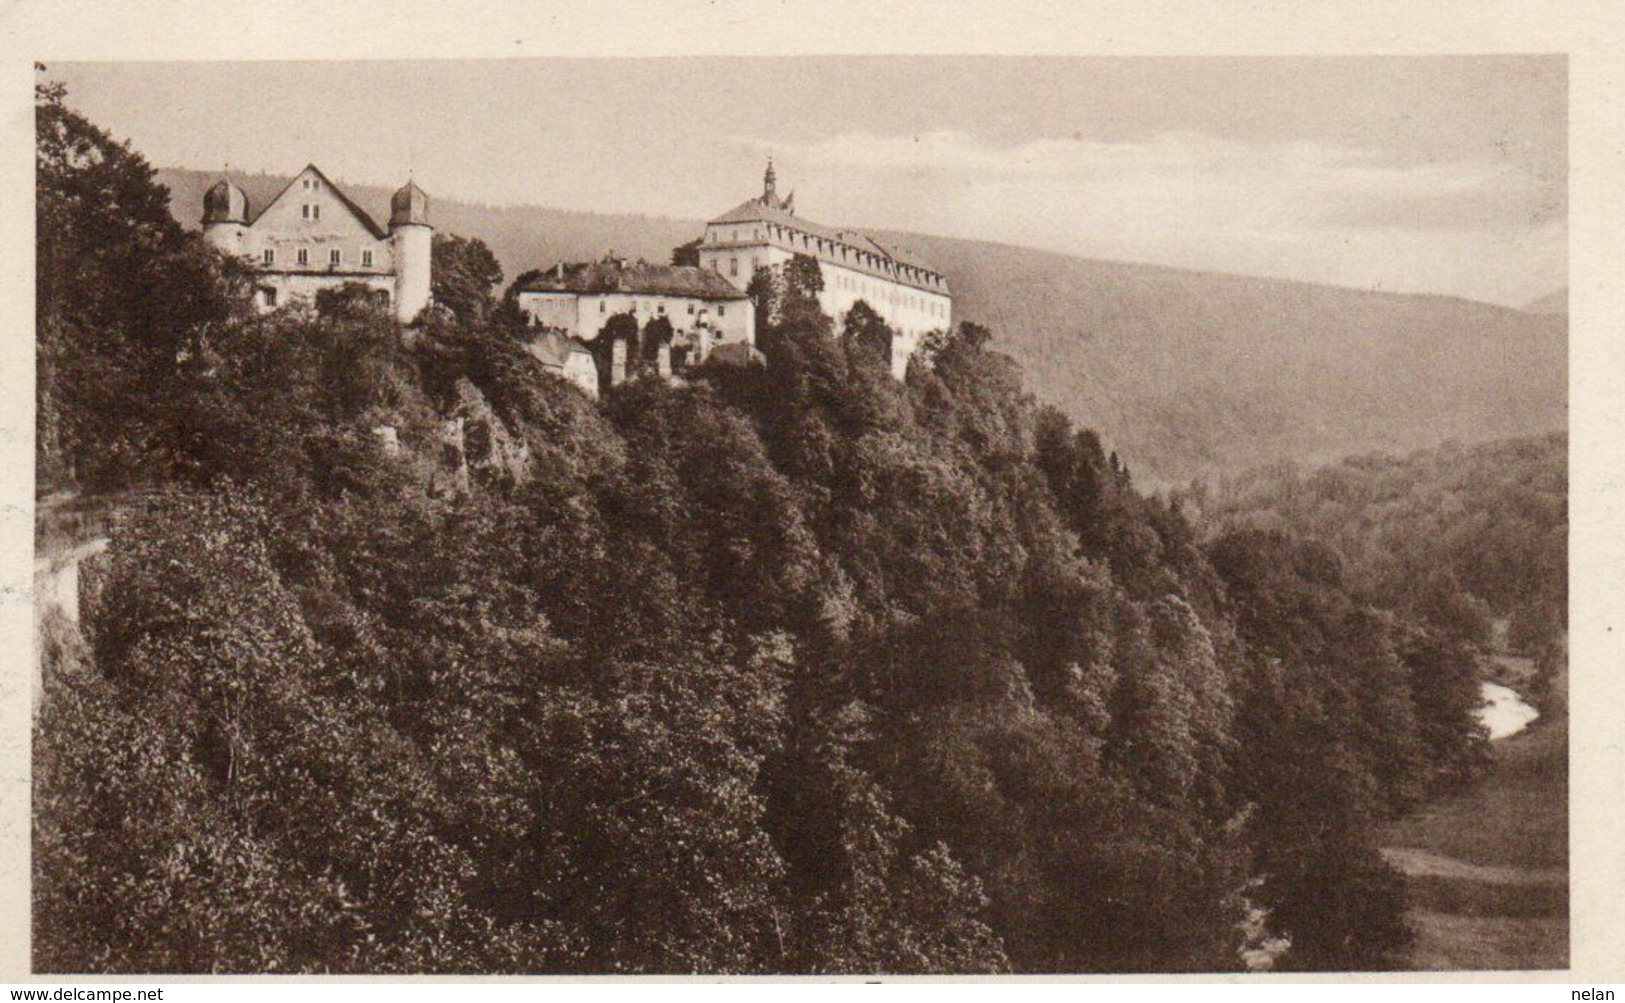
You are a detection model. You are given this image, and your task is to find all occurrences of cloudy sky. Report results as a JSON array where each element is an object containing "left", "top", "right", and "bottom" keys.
[{"left": 53, "top": 56, "right": 1565, "bottom": 306}]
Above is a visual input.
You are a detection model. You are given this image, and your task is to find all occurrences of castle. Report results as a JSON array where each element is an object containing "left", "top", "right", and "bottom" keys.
[
  {"left": 202, "top": 165, "right": 432, "bottom": 324},
  {"left": 513, "top": 256, "right": 755, "bottom": 391},
  {"left": 205, "top": 161, "right": 951, "bottom": 385},
  {"left": 696, "top": 161, "right": 952, "bottom": 379}
]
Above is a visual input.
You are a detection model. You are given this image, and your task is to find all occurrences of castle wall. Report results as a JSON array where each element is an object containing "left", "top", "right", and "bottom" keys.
[
  {"left": 697, "top": 240, "right": 947, "bottom": 378},
  {"left": 516, "top": 290, "right": 754, "bottom": 352},
  {"left": 241, "top": 168, "right": 396, "bottom": 277},
  {"left": 391, "top": 223, "right": 433, "bottom": 323},
  {"left": 253, "top": 272, "right": 395, "bottom": 312}
]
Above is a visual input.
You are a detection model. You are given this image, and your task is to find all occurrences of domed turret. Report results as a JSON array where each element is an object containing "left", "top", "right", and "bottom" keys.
[
  {"left": 202, "top": 177, "right": 248, "bottom": 225},
  {"left": 389, "top": 180, "right": 430, "bottom": 229}
]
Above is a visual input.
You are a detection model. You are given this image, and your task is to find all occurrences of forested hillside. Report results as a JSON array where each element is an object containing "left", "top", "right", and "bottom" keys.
[
  {"left": 40, "top": 86, "right": 1502, "bottom": 974},
  {"left": 1189, "top": 433, "right": 1567, "bottom": 700},
  {"left": 160, "top": 167, "right": 1568, "bottom": 486}
]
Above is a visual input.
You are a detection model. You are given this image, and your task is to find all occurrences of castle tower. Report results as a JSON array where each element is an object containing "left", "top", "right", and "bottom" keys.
[
  {"left": 763, "top": 158, "right": 777, "bottom": 204},
  {"left": 200, "top": 177, "right": 248, "bottom": 255},
  {"left": 389, "top": 179, "right": 433, "bottom": 323}
]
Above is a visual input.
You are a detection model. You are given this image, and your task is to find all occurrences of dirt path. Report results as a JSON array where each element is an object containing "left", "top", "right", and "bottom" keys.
[
  {"left": 1381, "top": 847, "right": 1567, "bottom": 887},
  {"left": 1383, "top": 692, "right": 1568, "bottom": 971}
]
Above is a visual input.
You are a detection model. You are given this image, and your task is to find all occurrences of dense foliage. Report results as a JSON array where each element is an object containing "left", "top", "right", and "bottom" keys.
[
  {"left": 1188, "top": 434, "right": 1567, "bottom": 703},
  {"left": 36, "top": 84, "right": 1496, "bottom": 974}
]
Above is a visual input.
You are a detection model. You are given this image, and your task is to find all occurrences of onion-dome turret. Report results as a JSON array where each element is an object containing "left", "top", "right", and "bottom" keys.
[
  {"left": 202, "top": 177, "right": 248, "bottom": 225},
  {"left": 389, "top": 180, "right": 430, "bottom": 228}
]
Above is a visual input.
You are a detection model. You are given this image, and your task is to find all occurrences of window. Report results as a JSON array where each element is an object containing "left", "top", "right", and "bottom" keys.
[
  {"left": 296, "top": 248, "right": 309, "bottom": 266},
  {"left": 302, "top": 204, "right": 310, "bottom": 220},
  {"left": 263, "top": 248, "right": 275, "bottom": 265},
  {"left": 313, "top": 204, "right": 320, "bottom": 220},
  {"left": 718, "top": 304, "right": 726, "bottom": 317},
  {"left": 657, "top": 302, "right": 666, "bottom": 314},
  {"left": 600, "top": 300, "right": 607, "bottom": 314},
  {"left": 687, "top": 303, "right": 695, "bottom": 315},
  {"left": 729, "top": 258, "right": 738, "bottom": 277},
  {"left": 330, "top": 248, "right": 342, "bottom": 266},
  {"left": 262, "top": 287, "right": 278, "bottom": 308},
  {"left": 752, "top": 257, "right": 761, "bottom": 272},
  {"left": 361, "top": 249, "right": 373, "bottom": 267}
]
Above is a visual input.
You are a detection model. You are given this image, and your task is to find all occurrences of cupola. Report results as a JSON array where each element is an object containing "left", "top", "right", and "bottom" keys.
[
  {"left": 202, "top": 177, "right": 248, "bottom": 225},
  {"left": 389, "top": 179, "right": 430, "bottom": 228}
]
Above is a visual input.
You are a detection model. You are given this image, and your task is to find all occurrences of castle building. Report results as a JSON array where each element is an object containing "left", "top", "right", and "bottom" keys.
[
  {"left": 514, "top": 256, "right": 755, "bottom": 388},
  {"left": 523, "top": 328, "right": 601, "bottom": 399},
  {"left": 202, "top": 164, "right": 433, "bottom": 324},
  {"left": 697, "top": 161, "right": 952, "bottom": 379}
]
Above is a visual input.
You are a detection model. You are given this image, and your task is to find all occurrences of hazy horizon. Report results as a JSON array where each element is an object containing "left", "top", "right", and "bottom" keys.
[{"left": 50, "top": 56, "right": 1566, "bottom": 307}]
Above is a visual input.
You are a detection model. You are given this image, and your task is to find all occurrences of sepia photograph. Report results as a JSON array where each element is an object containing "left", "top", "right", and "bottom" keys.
[{"left": 13, "top": 3, "right": 1606, "bottom": 984}]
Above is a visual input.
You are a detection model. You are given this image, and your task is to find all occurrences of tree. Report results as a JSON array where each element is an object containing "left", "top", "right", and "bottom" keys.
[
  {"left": 670, "top": 238, "right": 702, "bottom": 267},
  {"left": 431, "top": 232, "right": 504, "bottom": 326},
  {"left": 36, "top": 72, "right": 252, "bottom": 491},
  {"left": 784, "top": 252, "right": 825, "bottom": 301},
  {"left": 841, "top": 300, "right": 893, "bottom": 366}
]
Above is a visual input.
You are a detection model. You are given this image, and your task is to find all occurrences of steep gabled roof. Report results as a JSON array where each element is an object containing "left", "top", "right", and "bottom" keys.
[
  {"left": 247, "top": 164, "right": 389, "bottom": 240},
  {"left": 518, "top": 260, "right": 749, "bottom": 301}
]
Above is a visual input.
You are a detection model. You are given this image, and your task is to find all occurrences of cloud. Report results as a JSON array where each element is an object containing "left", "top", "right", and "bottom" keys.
[
  {"left": 734, "top": 129, "right": 1564, "bottom": 304},
  {"left": 740, "top": 129, "right": 1550, "bottom": 230}
]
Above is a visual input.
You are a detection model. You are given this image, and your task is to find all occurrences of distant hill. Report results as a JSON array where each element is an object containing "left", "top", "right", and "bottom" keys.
[
  {"left": 158, "top": 167, "right": 1567, "bottom": 485},
  {"left": 1522, "top": 288, "right": 1568, "bottom": 315}
]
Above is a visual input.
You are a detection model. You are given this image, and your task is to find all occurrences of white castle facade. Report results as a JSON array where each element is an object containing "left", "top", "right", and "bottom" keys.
[
  {"left": 515, "top": 257, "right": 754, "bottom": 359},
  {"left": 697, "top": 162, "right": 952, "bottom": 379},
  {"left": 201, "top": 165, "right": 432, "bottom": 324},
  {"left": 201, "top": 161, "right": 950, "bottom": 384}
]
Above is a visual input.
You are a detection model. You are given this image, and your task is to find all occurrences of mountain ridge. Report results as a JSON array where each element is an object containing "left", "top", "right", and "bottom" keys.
[{"left": 1522, "top": 288, "right": 1568, "bottom": 315}]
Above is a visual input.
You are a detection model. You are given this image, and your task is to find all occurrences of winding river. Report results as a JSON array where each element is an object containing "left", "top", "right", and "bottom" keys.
[{"left": 1477, "top": 681, "right": 1539, "bottom": 740}]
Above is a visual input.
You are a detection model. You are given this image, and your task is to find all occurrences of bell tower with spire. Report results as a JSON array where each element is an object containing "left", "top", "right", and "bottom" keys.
[{"left": 763, "top": 158, "right": 777, "bottom": 206}]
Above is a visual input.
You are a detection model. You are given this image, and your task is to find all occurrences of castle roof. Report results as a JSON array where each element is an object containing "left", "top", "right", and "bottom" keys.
[
  {"left": 526, "top": 329, "right": 594, "bottom": 369},
  {"left": 202, "top": 177, "right": 248, "bottom": 224},
  {"left": 390, "top": 180, "right": 430, "bottom": 228},
  {"left": 708, "top": 195, "right": 948, "bottom": 295},
  {"left": 244, "top": 164, "right": 391, "bottom": 239},
  {"left": 518, "top": 259, "right": 749, "bottom": 301}
]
